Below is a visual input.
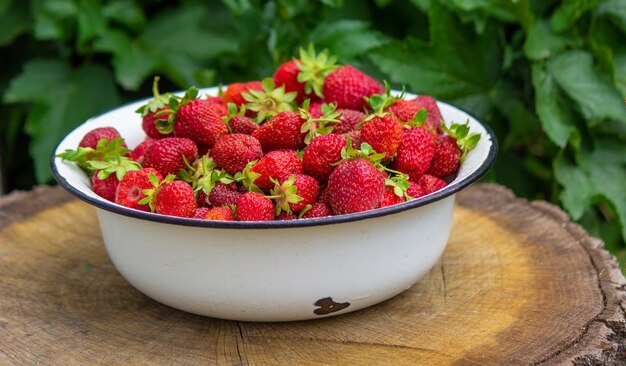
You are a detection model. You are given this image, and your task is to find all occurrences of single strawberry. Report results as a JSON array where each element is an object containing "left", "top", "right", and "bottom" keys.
[
  {"left": 327, "top": 158, "right": 385, "bottom": 215},
  {"left": 361, "top": 114, "right": 403, "bottom": 162},
  {"left": 128, "top": 137, "right": 156, "bottom": 165},
  {"left": 236, "top": 192, "right": 275, "bottom": 221},
  {"left": 339, "top": 129, "right": 362, "bottom": 149},
  {"left": 208, "top": 183, "right": 242, "bottom": 208},
  {"left": 273, "top": 44, "right": 337, "bottom": 102},
  {"left": 333, "top": 109, "right": 366, "bottom": 134},
  {"left": 427, "top": 135, "right": 462, "bottom": 178},
  {"left": 252, "top": 111, "right": 305, "bottom": 151},
  {"left": 317, "top": 184, "right": 332, "bottom": 204},
  {"left": 411, "top": 95, "right": 444, "bottom": 134},
  {"left": 419, "top": 174, "right": 447, "bottom": 194},
  {"left": 322, "top": 65, "right": 384, "bottom": 110},
  {"left": 143, "top": 137, "right": 198, "bottom": 176},
  {"left": 173, "top": 89, "right": 229, "bottom": 147},
  {"left": 223, "top": 81, "right": 263, "bottom": 106},
  {"left": 388, "top": 99, "right": 424, "bottom": 124},
  {"left": 136, "top": 77, "right": 173, "bottom": 139},
  {"left": 203, "top": 207, "right": 236, "bottom": 221},
  {"left": 302, "top": 133, "right": 345, "bottom": 182},
  {"left": 276, "top": 212, "right": 297, "bottom": 220},
  {"left": 154, "top": 180, "right": 197, "bottom": 217},
  {"left": 379, "top": 186, "right": 405, "bottom": 208},
  {"left": 91, "top": 172, "right": 119, "bottom": 202},
  {"left": 390, "top": 127, "right": 435, "bottom": 181},
  {"left": 428, "top": 120, "right": 481, "bottom": 177},
  {"left": 194, "top": 207, "right": 210, "bottom": 218},
  {"left": 246, "top": 149, "right": 303, "bottom": 192},
  {"left": 406, "top": 181, "right": 425, "bottom": 199},
  {"left": 300, "top": 202, "right": 333, "bottom": 219},
  {"left": 271, "top": 174, "right": 319, "bottom": 214},
  {"left": 229, "top": 115, "right": 259, "bottom": 134},
  {"left": 78, "top": 127, "right": 124, "bottom": 149},
  {"left": 115, "top": 168, "right": 163, "bottom": 211},
  {"left": 211, "top": 134, "right": 263, "bottom": 175}
]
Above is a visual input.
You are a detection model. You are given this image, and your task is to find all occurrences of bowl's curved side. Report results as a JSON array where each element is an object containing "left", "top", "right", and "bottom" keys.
[
  {"left": 97, "top": 195, "right": 455, "bottom": 322},
  {"left": 51, "top": 88, "right": 496, "bottom": 229}
]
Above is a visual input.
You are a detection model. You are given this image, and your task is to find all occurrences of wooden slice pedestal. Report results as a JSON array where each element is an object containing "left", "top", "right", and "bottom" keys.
[{"left": 0, "top": 184, "right": 624, "bottom": 365}]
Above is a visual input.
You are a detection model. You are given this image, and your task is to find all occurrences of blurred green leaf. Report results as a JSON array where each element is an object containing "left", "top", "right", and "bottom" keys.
[
  {"left": 102, "top": 0, "right": 145, "bottom": 30},
  {"left": 531, "top": 63, "right": 577, "bottom": 148},
  {"left": 32, "top": 0, "right": 76, "bottom": 40},
  {"left": 547, "top": 50, "right": 626, "bottom": 126},
  {"left": 307, "top": 20, "right": 389, "bottom": 62},
  {"left": 369, "top": 1, "right": 501, "bottom": 99},
  {"left": 551, "top": 0, "right": 601, "bottom": 32},
  {"left": 76, "top": 0, "right": 106, "bottom": 52},
  {"left": 597, "top": 0, "right": 626, "bottom": 32},
  {"left": 0, "top": 1, "right": 30, "bottom": 46},
  {"left": 4, "top": 59, "right": 120, "bottom": 183},
  {"left": 523, "top": 19, "right": 580, "bottom": 61},
  {"left": 555, "top": 140, "right": 626, "bottom": 241}
]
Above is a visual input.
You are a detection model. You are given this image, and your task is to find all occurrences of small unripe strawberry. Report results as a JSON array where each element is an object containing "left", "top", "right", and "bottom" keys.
[{"left": 155, "top": 180, "right": 196, "bottom": 217}]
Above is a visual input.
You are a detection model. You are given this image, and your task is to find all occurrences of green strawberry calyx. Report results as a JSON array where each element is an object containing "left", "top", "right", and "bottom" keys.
[
  {"left": 299, "top": 100, "right": 342, "bottom": 145},
  {"left": 135, "top": 76, "right": 174, "bottom": 117},
  {"left": 333, "top": 136, "right": 387, "bottom": 169},
  {"left": 234, "top": 161, "right": 263, "bottom": 194},
  {"left": 151, "top": 86, "right": 200, "bottom": 135},
  {"left": 139, "top": 173, "right": 175, "bottom": 212},
  {"left": 242, "top": 78, "right": 297, "bottom": 123},
  {"left": 57, "top": 137, "right": 132, "bottom": 173},
  {"left": 442, "top": 119, "right": 481, "bottom": 162},
  {"left": 295, "top": 44, "right": 338, "bottom": 98},
  {"left": 365, "top": 81, "right": 403, "bottom": 116},
  {"left": 179, "top": 156, "right": 234, "bottom": 196},
  {"left": 268, "top": 175, "right": 304, "bottom": 216},
  {"left": 384, "top": 172, "right": 413, "bottom": 201}
]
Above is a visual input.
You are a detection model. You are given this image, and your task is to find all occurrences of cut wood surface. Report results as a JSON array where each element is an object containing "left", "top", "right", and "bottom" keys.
[{"left": 0, "top": 184, "right": 624, "bottom": 365}]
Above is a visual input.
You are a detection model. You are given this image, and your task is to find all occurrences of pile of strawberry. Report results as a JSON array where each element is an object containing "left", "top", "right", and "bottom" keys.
[{"left": 59, "top": 46, "right": 479, "bottom": 222}]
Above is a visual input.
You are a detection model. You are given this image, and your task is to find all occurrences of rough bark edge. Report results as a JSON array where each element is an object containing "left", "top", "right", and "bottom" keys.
[
  {"left": 0, "top": 186, "right": 74, "bottom": 229},
  {"left": 467, "top": 184, "right": 626, "bottom": 365}
]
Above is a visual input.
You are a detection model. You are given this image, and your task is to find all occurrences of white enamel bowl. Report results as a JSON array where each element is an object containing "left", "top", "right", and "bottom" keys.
[{"left": 51, "top": 88, "right": 497, "bottom": 322}]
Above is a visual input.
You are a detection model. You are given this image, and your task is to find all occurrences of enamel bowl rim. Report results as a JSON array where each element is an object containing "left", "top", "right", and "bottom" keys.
[{"left": 50, "top": 88, "right": 498, "bottom": 230}]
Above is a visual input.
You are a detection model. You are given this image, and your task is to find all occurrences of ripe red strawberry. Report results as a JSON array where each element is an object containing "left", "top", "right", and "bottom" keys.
[
  {"left": 128, "top": 137, "right": 156, "bottom": 165},
  {"left": 201, "top": 99, "right": 228, "bottom": 117},
  {"left": 203, "top": 207, "right": 236, "bottom": 221},
  {"left": 333, "top": 109, "right": 365, "bottom": 134},
  {"left": 301, "top": 202, "right": 333, "bottom": 219},
  {"left": 223, "top": 81, "right": 263, "bottom": 106},
  {"left": 236, "top": 192, "right": 275, "bottom": 221},
  {"left": 252, "top": 111, "right": 305, "bottom": 151},
  {"left": 317, "top": 184, "right": 332, "bottom": 204},
  {"left": 276, "top": 212, "right": 297, "bottom": 220},
  {"left": 91, "top": 172, "right": 119, "bottom": 202},
  {"left": 387, "top": 99, "right": 423, "bottom": 123},
  {"left": 194, "top": 207, "right": 210, "bottom": 218},
  {"left": 208, "top": 183, "right": 242, "bottom": 208},
  {"left": 250, "top": 149, "right": 303, "bottom": 192},
  {"left": 228, "top": 115, "right": 259, "bottom": 135},
  {"left": 211, "top": 134, "right": 263, "bottom": 175},
  {"left": 272, "top": 174, "right": 319, "bottom": 214},
  {"left": 204, "top": 96, "right": 223, "bottom": 104},
  {"left": 142, "top": 107, "right": 172, "bottom": 139},
  {"left": 339, "top": 129, "right": 362, "bottom": 149},
  {"left": 143, "top": 137, "right": 198, "bottom": 175},
  {"left": 302, "top": 134, "right": 345, "bottom": 182},
  {"left": 379, "top": 186, "right": 404, "bottom": 207},
  {"left": 155, "top": 180, "right": 196, "bottom": 217},
  {"left": 361, "top": 114, "right": 402, "bottom": 161},
  {"left": 390, "top": 127, "right": 435, "bottom": 181},
  {"left": 327, "top": 158, "right": 385, "bottom": 214},
  {"left": 323, "top": 65, "right": 384, "bottom": 110},
  {"left": 411, "top": 96, "right": 444, "bottom": 134},
  {"left": 273, "top": 45, "right": 337, "bottom": 102},
  {"left": 407, "top": 180, "right": 426, "bottom": 199},
  {"left": 115, "top": 168, "right": 163, "bottom": 211},
  {"left": 428, "top": 135, "right": 462, "bottom": 177},
  {"left": 174, "top": 98, "right": 228, "bottom": 148},
  {"left": 79, "top": 127, "right": 124, "bottom": 149},
  {"left": 419, "top": 174, "right": 447, "bottom": 194}
]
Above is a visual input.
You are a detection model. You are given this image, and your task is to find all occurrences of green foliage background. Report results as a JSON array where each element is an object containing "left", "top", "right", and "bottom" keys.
[{"left": 1, "top": 0, "right": 625, "bottom": 265}]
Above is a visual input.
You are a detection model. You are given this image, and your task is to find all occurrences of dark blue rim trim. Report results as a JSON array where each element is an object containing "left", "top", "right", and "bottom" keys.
[{"left": 50, "top": 101, "right": 498, "bottom": 230}]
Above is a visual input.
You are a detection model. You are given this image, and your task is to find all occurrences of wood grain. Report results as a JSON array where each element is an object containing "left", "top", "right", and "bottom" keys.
[{"left": 0, "top": 184, "right": 624, "bottom": 365}]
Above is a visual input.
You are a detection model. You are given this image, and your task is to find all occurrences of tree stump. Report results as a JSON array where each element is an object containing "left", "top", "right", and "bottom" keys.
[{"left": 0, "top": 184, "right": 624, "bottom": 365}]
